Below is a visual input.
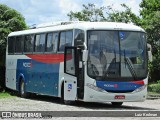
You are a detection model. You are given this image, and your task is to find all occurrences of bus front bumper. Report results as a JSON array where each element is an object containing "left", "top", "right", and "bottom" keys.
[{"left": 83, "top": 86, "right": 147, "bottom": 102}]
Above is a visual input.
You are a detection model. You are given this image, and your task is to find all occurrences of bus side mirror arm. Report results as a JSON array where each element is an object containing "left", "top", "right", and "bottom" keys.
[{"left": 82, "top": 50, "right": 88, "bottom": 62}]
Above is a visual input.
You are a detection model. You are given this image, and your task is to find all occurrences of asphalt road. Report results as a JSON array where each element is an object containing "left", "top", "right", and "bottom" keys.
[{"left": 0, "top": 95, "right": 160, "bottom": 119}]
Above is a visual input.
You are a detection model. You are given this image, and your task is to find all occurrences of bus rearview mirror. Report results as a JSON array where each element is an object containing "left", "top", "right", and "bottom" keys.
[{"left": 148, "top": 51, "right": 152, "bottom": 62}]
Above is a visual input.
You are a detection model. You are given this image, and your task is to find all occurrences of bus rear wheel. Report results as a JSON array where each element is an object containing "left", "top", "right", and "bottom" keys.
[
  {"left": 111, "top": 102, "right": 123, "bottom": 107},
  {"left": 20, "top": 80, "right": 29, "bottom": 98}
]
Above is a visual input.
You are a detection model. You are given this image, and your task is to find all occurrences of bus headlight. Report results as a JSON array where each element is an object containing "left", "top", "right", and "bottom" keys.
[
  {"left": 86, "top": 83, "right": 105, "bottom": 92},
  {"left": 132, "top": 85, "right": 147, "bottom": 93}
]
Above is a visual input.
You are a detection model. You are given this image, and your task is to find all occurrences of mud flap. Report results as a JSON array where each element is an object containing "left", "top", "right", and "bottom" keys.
[{"left": 64, "top": 75, "right": 77, "bottom": 100}]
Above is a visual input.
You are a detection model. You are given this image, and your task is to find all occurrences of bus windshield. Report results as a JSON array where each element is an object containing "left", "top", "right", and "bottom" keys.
[{"left": 87, "top": 30, "right": 147, "bottom": 80}]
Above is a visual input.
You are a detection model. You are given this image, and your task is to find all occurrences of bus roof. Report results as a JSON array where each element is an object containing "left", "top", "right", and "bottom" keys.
[{"left": 8, "top": 22, "right": 145, "bottom": 37}]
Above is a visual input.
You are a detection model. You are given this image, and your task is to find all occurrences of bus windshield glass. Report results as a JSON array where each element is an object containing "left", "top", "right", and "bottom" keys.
[{"left": 87, "top": 30, "right": 147, "bottom": 80}]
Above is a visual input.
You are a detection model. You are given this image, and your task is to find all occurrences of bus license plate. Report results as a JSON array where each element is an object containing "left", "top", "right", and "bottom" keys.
[{"left": 115, "top": 95, "right": 125, "bottom": 99}]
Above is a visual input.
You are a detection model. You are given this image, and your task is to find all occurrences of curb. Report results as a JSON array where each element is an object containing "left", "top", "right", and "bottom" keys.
[{"left": 147, "top": 94, "right": 160, "bottom": 99}]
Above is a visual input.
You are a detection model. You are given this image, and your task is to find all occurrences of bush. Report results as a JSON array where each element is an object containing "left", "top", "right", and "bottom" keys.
[
  {"left": 148, "top": 46, "right": 160, "bottom": 83},
  {"left": 148, "top": 83, "right": 160, "bottom": 93}
]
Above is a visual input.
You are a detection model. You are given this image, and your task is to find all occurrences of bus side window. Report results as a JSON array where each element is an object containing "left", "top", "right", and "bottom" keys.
[
  {"left": 66, "top": 30, "right": 73, "bottom": 47},
  {"left": 59, "top": 30, "right": 73, "bottom": 52},
  {"left": 74, "top": 29, "right": 84, "bottom": 48},
  {"left": 24, "top": 35, "right": 34, "bottom": 53},
  {"left": 59, "top": 32, "right": 65, "bottom": 51},
  {"left": 35, "top": 34, "right": 46, "bottom": 53},
  {"left": 8, "top": 37, "right": 15, "bottom": 54},
  {"left": 46, "top": 32, "right": 58, "bottom": 53},
  {"left": 15, "top": 36, "right": 24, "bottom": 54},
  {"left": 53, "top": 32, "right": 58, "bottom": 52}
]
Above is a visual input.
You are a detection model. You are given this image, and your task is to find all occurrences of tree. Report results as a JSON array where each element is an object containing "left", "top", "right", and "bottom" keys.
[
  {"left": 0, "top": 4, "right": 27, "bottom": 64},
  {"left": 67, "top": 3, "right": 140, "bottom": 25},
  {"left": 0, "top": 4, "right": 27, "bottom": 91},
  {"left": 140, "top": 0, "right": 160, "bottom": 53},
  {"left": 107, "top": 4, "right": 141, "bottom": 25},
  {"left": 139, "top": 0, "right": 160, "bottom": 82},
  {"left": 67, "top": 3, "right": 107, "bottom": 21}
]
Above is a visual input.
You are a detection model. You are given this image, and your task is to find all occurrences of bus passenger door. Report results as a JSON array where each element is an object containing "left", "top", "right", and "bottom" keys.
[{"left": 64, "top": 47, "right": 79, "bottom": 101}]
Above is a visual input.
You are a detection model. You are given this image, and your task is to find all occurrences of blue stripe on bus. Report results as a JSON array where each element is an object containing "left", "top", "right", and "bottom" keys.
[
  {"left": 16, "top": 59, "right": 60, "bottom": 96},
  {"left": 96, "top": 80, "right": 144, "bottom": 91}
]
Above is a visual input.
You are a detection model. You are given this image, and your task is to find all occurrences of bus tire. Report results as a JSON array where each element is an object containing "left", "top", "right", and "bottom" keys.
[
  {"left": 20, "top": 79, "right": 29, "bottom": 98},
  {"left": 111, "top": 102, "right": 123, "bottom": 107}
]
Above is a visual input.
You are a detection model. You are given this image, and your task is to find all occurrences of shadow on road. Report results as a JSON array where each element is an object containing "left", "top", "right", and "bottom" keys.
[
  {"left": 23, "top": 94, "right": 156, "bottom": 110},
  {"left": 75, "top": 101, "right": 156, "bottom": 110}
]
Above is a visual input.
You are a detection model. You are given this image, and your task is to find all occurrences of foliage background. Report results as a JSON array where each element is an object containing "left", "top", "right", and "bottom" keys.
[{"left": 0, "top": 4, "right": 27, "bottom": 91}]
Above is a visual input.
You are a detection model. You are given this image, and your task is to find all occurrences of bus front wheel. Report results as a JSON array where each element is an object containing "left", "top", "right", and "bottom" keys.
[
  {"left": 20, "top": 80, "right": 29, "bottom": 98},
  {"left": 111, "top": 102, "right": 123, "bottom": 107}
]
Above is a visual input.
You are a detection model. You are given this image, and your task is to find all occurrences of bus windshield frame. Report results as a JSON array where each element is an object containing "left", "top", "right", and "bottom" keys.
[{"left": 87, "top": 30, "right": 148, "bottom": 81}]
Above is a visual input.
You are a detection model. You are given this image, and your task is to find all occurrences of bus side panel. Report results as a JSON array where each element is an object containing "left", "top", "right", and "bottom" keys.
[
  {"left": 16, "top": 59, "right": 60, "bottom": 96},
  {"left": 6, "top": 58, "right": 17, "bottom": 90}
]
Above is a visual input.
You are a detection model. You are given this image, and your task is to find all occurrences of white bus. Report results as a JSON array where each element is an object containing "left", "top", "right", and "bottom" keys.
[{"left": 6, "top": 21, "right": 148, "bottom": 106}]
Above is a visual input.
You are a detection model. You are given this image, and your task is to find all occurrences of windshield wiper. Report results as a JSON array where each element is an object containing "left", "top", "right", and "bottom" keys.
[{"left": 123, "top": 50, "right": 137, "bottom": 80}]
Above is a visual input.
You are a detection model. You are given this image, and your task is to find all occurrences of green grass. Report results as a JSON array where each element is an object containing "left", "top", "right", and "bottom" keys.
[{"left": 0, "top": 92, "right": 14, "bottom": 98}]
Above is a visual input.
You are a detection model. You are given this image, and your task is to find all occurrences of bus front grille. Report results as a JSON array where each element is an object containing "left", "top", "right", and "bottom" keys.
[{"left": 106, "top": 90, "right": 134, "bottom": 93}]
